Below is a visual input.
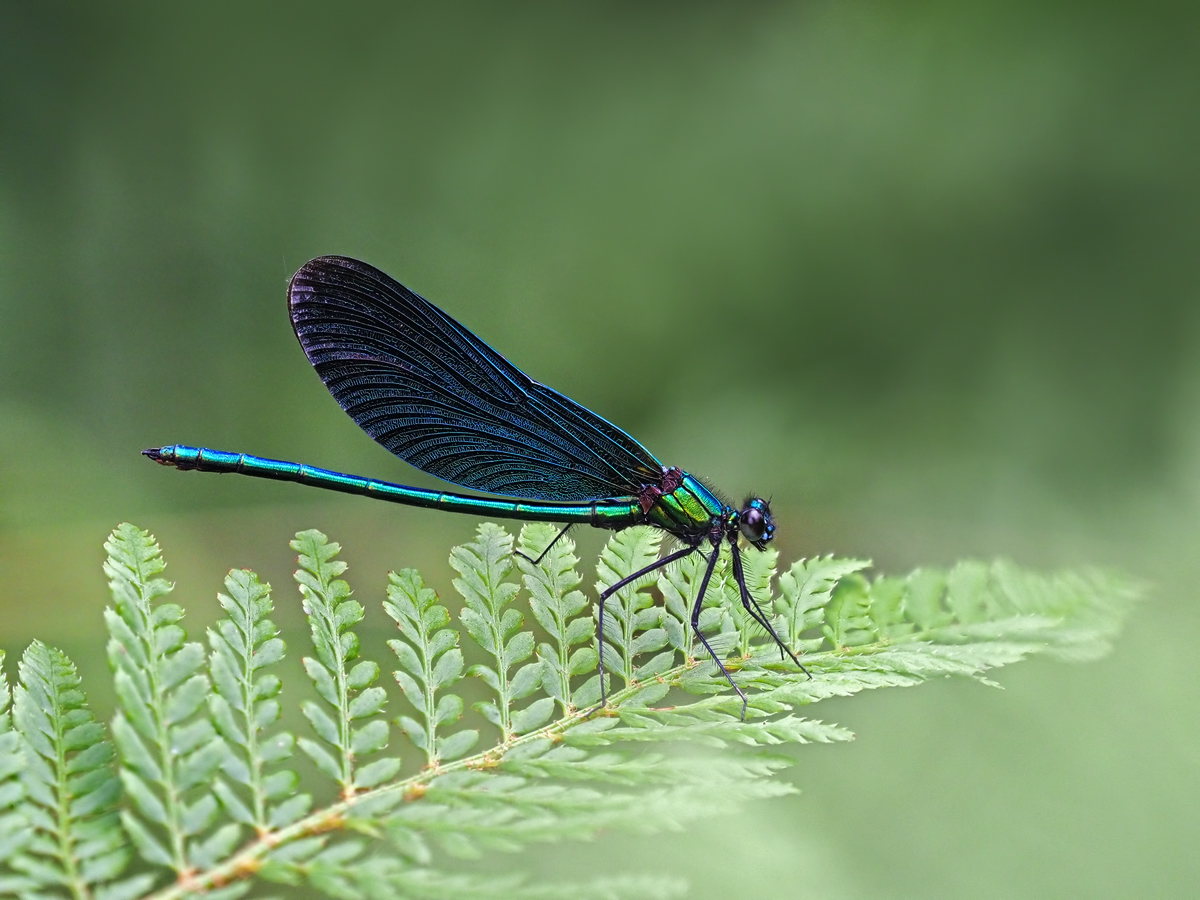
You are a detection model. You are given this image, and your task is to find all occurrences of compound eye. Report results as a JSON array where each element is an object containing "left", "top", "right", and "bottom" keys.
[{"left": 739, "top": 506, "right": 766, "bottom": 542}]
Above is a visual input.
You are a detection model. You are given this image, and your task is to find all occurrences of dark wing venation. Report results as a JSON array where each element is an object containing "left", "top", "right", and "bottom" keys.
[{"left": 288, "top": 256, "right": 663, "bottom": 502}]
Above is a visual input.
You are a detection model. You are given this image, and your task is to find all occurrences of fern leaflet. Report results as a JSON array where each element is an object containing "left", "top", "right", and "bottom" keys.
[
  {"left": 516, "top": 524, "right": 597, "bottom": 715},
  {"left": 595, "top": 527, "right": 672, "bottom": 702},
  {"left": 0, "top": 652, "right": 30, "bottom": 887},
  {"left": 10, "top": 641, "right": 153, "bottom": 900},
  {"left": 103, "top": 523, "right": 226, "bottom": 877},
  {"left": 208, "top": 569, "right": 306, "bottom": 836},
  {"left": 385, "top": 567, "right": 477, "bottom": 767},
  {"left": 452, "top": 525, "right": 550, "bottom": 740},
  {"left": 293, "top": 530, "right": 399, "bottom": 796}
]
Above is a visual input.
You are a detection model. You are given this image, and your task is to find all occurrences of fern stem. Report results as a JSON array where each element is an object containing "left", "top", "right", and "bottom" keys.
[
  {"left": 47, "top": 678, "right": 89, "bottom": 900},
  {"left": 318, "top": 600, "right": 355, "bottom": 794},
  {"left": 156, "top": 667, "right": 189, "bottom": 872},
  {"left": 548, "top": 601, "right": 573, "bottom": 713},
  {"left": 417, "top": 621, "right": 440, "bottom": 764},
  {"left": 133, "top": 559, "right": 193, "bottom": 876},
  {"left": 240, "top": 627, "right": 268, "bottom": 830},
  {"left": 491, "top": 626, "right": 513, "bottom": 741}
]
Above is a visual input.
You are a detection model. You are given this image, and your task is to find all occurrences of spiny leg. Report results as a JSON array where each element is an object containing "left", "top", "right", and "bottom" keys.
[
  {"left": 690, "top": 543, "right": 749, "bottom": 720},
  {"left": 592, "top": 543, "right": 697, "bottom": 712},
  {"left": 514, "top": 523, "right": 573, "bottom": 566},
  {"left": 730, "top": 542, "right": 811, "bottom": 678}
]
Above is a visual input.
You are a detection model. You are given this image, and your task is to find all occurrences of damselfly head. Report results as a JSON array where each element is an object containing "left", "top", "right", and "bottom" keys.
[{"left": 738, "top": 497, "right": 775, "bottom": 549}]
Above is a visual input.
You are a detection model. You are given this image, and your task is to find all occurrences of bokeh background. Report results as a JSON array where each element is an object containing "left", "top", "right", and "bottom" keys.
[{"left": 2, "top": 3, "right": 1198, "bottom": 897}]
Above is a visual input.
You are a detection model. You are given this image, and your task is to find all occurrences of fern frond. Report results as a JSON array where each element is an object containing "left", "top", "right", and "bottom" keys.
[
  {"left": 385, "top": 766, "right": 784, "bottom": 860},
  {"left": 384, "top": 568, "right": 476, "bottom": 767},
  {"left": 775, "top": 555, "right": 871, "bottom": 650},
  {"left": 383, "top": 868, "right": 687, "bottom": 900},
  {"left": 293, "top": 530, "right": 399, "bottom": 797},
  {"left": 9, "top": 641, "right": 153, "bottom": 900},
  {"left": 0, "top": 652, "right": 32, "bottom": 895},
  {"left": 270, "top": 839, "right": 686, "bottom": 900},
  {"left": 3, "top": 522, "right": 1137, "bottom": 900},
  {"left": 516, "top": 524, "right": 595, "bottom": 715},
  {"left": 451, "top": 525, "right": 550, "bottom": 741},
  {"left": 567, "top": 705, "right": 853, "bottom": 750},
  {"left": 380, "top": 734, "right": 803, "bottom": 867},
  {"left": 103, "top": 523, "right": 226, "bottom": 877},
  {"left": 594, "top": 527, "right": 671, "bottom": 700},
  {"left": 658, "top": 548, "right": 708, "bottom": 662},
  {"left": 207, "top": 569, "right": 306, "bottom": 837},
  {"left": 501, "top": 740, "right": 791, "bottom": 789},
  {"left": 823, "top": 572, "right": 877, "bottom": 649}
]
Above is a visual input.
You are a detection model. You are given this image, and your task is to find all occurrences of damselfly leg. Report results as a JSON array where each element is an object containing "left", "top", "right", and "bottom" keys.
[{"left": 729, "top": 543, "right": 811, "bottom": 677}]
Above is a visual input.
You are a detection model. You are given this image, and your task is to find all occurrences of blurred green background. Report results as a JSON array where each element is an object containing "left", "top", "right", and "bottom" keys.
[{"left": 2, "top": 2, "right": 1198, "bottom": 897}]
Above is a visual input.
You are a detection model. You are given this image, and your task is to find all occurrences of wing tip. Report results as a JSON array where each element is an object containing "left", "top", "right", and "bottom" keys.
[
  {"left": 288, "top": 255, "right": 371, "bottom": 298},
  {"left": 288, "top": 255, "right": 389, "bottom": 343}
]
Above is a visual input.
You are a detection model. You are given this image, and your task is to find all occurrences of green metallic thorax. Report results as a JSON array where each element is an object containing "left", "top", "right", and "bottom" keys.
[{"left": 642, "top": 471, "right": 726, "bottom": 542}]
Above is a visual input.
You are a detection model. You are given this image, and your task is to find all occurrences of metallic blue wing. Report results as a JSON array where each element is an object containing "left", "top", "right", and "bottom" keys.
[{"left": 288, "top": 256, "right": 663, "bottom": 502}]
